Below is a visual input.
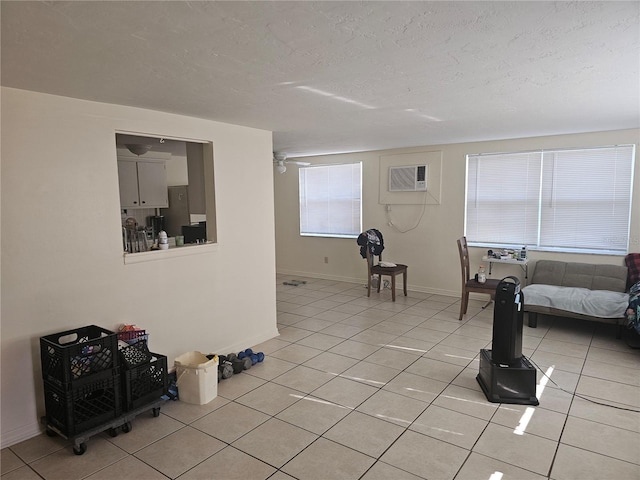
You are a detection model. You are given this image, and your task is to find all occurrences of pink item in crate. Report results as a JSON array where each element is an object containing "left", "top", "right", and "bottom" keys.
[
  {"left": 117, "top": 325, "right": 148, "bottom": 345},
  {"left": 117, "top": 325, "right": 151, "bottom": 369}
]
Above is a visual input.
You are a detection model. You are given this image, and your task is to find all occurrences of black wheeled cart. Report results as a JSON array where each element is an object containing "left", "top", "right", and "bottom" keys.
[
  {"left": 40, "top": 325, "right": 168, "bottom": 455},
  {"left": 42, "top": 396, "right": 165, "bottom": 455}
]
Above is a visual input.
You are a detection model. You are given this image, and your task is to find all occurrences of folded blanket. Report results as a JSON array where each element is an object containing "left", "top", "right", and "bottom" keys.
[
  {"left": 523, "top": 284, "right": 628, "bottom": 319},
  {"left": 627, "top": 281, "right": 640, "bottom": 334}
]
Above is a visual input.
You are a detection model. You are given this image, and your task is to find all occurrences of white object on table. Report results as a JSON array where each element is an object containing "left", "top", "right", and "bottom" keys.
[
  {"left": 378, "top": 261, "right": 397, "bottom": 267},
  {"left": 481, "top": 255, "right": 529, "bottom": 283}
]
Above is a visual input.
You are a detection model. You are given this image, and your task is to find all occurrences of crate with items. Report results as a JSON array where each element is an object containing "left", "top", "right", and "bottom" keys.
[
  {"left": 117, "top": 327, "right": 152, "bottom": 370},
  {"left": 39, "top": 324, "right": 168, "bottom": 455},
  {"left": 40, "top": 325, "right": 121, "bottom": 438},
  {"left": 122, "top": 353, "right": 168, "bottom": 411},
  {"left": 117, "top": 325, "right": 168, "bottom": 412},
  {"left": 43, "top": 368, "right": 121, "bottom": 437},
  {"left": 40, "top": 325, "right": 119, "bottom": 388}
]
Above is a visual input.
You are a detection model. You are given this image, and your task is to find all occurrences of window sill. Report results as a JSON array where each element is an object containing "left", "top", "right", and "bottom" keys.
[
  {"left": 468, "top": 242, "right": 626, "bottom": 256},
  {"left": 123, "top": 242, "right": 216, "bottom": 264},
  {"left": 300, "top": 233, "right": 358, "bottom": 239}
]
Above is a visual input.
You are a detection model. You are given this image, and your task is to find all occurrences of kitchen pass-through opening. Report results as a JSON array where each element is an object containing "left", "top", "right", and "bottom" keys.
[{"left": 115, "top": 133, "right": 217, "bottom": 257}]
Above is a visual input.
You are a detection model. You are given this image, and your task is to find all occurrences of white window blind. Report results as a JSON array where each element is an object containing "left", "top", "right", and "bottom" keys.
[
  {"left": 539, "top": 146, "right": 634, "bottom": 252},
  {"left": 466, "top": 152, "right": 542, "bottom": 246},
  {"left": 299, "top": 162, "right": 362, "bottom": 238},
  {"left": 465, "top": 145, "right": 635, "bottom": 253}
]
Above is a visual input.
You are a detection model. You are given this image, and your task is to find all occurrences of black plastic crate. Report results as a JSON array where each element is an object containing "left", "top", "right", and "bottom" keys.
[
  {"left": 122, "top": 353, "right": 168, "bottom": 411},
  {"left": 119, "top": 339, "right": 152, "bottom": 370},
  {"left": 40, "top": 325, "right": 118, "bottom": 388},
  {"left": 43, "top": 369, "right": 121, "bottom": 437}
]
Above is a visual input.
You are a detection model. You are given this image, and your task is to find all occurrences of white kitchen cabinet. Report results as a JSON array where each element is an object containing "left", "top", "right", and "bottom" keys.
[{"left": 118, "top": 158, "right": 168, "bottom": 209}]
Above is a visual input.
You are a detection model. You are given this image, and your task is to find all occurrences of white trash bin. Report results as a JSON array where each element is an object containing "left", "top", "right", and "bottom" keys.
[{"left": 174, "top": 351, "right": 218, "bottom": 405}]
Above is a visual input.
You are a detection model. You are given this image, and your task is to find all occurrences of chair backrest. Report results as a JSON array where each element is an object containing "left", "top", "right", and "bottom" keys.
[
  {"left": 457, "top": 236, "right": 471, "bottom": 283},
  {"left": 365, "top": 248, "right": 382, "bottom": 276}
]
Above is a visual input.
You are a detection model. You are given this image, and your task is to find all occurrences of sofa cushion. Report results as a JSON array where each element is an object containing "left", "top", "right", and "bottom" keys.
[
  {"left": 530, "top": 260, "right": 627, "bottom": 292},
  {"left": 523, "top": 284, "right": 628, "bottom": 318}
]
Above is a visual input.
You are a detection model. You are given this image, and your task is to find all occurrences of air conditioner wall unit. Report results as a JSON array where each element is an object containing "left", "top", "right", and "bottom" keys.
[{"left": 389, "top": 165, "right": 427, "bottom": 192}]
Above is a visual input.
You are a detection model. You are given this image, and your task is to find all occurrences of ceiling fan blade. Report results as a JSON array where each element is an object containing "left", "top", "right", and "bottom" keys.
[{"left": 286, "top": 160, "right": 311, "bottom": 166}]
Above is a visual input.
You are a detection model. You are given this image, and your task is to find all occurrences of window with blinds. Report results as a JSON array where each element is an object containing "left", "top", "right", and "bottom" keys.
[
  {"left": 465, "top": 145, "right": 635, "bottom": 254},
  {"left": 299, "top": 162, "right": 362, "bottom": 238}
]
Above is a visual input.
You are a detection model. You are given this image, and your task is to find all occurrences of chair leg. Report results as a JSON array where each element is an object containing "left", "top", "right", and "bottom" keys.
[
  {"left": 367, "top": 276, "right": 371, "bottom": 298},
  {"left": 481, "top": 296, "right": 492, "bottom": 309},
  {"left": 459, "top": 292, "right": 469, "bottom": 320},
  {"left": 403, "top": 271, "right": 407, "bottom": 296},
  {"left": 377, "top": 275, "right": 382, "bottom": 293},
  {"left": 391, "top": 275, "right": 396, "bottom": 302},
  {"left": 528, "top": 312, "right": 537, "bottom": 328}
]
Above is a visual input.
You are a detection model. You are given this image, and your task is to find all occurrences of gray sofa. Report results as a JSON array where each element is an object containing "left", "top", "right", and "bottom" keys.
[{"left": 522, "top": 260, "right": 629, "bottom": 329}]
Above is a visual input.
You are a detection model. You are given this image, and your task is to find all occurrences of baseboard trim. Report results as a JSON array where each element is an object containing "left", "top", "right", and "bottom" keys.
[
  {"left": 1, "top": 421, "right": 43, "bottom": 449},
  {"left": 277, "top": 269, "right": 361, "bottom": 285},
  {"left": 276, "top": 269, "right": 459, "bottom": 298},
  {"left": 169, "top": 328, "right": 280, "bottom": 374},
  {"left": 224, "top": 328, "right": 280, "bottom": 356}
]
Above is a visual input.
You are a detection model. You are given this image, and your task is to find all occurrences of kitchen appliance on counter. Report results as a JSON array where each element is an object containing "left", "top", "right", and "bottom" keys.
[
  {"left": 161, "top": 186, "right": 207, "bottom": 243},
  {"left": 158, "top": 230, "right": 169, "bottom": 250},
  {"left": 182, "top": 222, "right": 207, "bottom": 244},
  {"left": 148, "top": 215, "right": 165, "bottom": 244},
  {"left": 161, "top": 186, "right": 190, "bottom": 237},
  {"left": 123, "top": 217, "right": 149, "bottom": 253}
]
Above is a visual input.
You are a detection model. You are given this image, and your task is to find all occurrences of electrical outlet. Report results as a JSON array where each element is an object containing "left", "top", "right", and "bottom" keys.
[{"left": 324, "top": 256, "right": 329, "bottom": 264}]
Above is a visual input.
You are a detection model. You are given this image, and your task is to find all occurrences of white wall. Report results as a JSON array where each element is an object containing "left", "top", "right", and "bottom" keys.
[
  {"left": 274, "top": 129, "right": 640, "bottom": 295},
  {"left": 0, "top": 88, "right": 279, "bottom": 447}
]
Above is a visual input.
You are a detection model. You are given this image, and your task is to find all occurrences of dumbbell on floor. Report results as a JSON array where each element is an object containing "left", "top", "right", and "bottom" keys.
[
  {"left": 207, "top": 354, "right": 226, "bottom": 383},
  {"left": 238, "top": 348, "right": 265, "bottom": 365},
  {"left": 217, "top": 355, "right": 234, "bottom": 380},
  {"left": 226, "top": 353, "right": 245, "bottom": 374}
]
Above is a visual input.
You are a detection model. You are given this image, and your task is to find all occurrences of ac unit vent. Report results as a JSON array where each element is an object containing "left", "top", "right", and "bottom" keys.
[{"left": 389, "top": 165, "right": 427, "bottom": 192}]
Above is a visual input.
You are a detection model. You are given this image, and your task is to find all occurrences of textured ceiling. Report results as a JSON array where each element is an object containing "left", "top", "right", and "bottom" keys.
[{"left": 2, "top": 1, "right": 639, "bottom": 157}]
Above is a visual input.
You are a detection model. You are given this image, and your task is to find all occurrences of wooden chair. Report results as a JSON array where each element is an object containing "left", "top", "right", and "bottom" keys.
[
  {"left": 457, "top": 236, "right": 500, "bottom": 320},
  {"left": 366, "top": 249, "right": 408, "bottom": 301}
]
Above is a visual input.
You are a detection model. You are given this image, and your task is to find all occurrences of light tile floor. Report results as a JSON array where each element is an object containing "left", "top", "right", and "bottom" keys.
[{"left": 3, "top": 276, "right": 640, "bottom": 479}]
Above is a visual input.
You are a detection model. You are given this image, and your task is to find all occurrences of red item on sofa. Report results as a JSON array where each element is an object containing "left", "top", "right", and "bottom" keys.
[{"left": 625, "top": 253, "right": 640, "bottom": 288}]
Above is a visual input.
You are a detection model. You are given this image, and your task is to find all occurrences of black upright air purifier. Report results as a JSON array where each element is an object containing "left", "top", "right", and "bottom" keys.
[
  {"left": 477, "top": 276, "right": 538, "bottom": 405},
  {"left": 492, "top": 276, "right": 524, "bottom": 365}
]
